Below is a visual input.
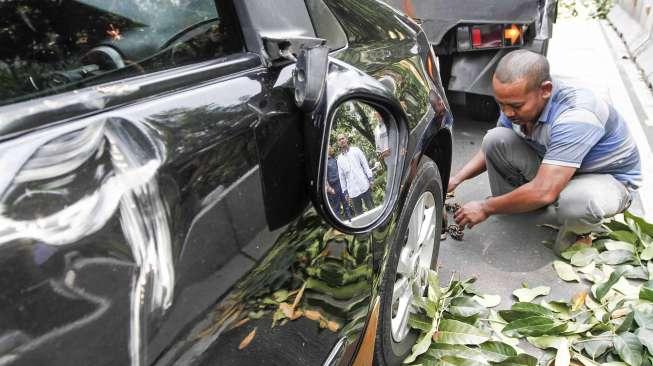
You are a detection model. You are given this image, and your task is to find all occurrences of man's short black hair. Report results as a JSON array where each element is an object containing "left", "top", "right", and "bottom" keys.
[{"left": 494, "top": 49, "right": 551, "bottom": 90}]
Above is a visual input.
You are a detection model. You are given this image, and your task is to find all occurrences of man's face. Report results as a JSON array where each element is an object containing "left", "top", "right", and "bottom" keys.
[
  {"left": 492, "top": 76, "right": 552, "bottom": 125},
  {"left": 337, "top": 134, "right": 348, "bottom": 149}
]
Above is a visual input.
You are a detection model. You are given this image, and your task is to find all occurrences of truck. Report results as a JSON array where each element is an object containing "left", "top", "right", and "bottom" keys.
[{"left": 384, "top": 0, "right": 558, "bottom": 120}]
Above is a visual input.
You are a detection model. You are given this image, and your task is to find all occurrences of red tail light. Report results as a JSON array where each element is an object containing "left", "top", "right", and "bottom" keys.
[
  {"left": 471, "top": 28, "right": 482, "bottom": 48},
  {"left": 456, "top": 23, "right": 526, "bottom": 52}
]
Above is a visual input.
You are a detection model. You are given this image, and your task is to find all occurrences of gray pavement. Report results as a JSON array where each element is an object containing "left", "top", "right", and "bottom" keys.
[{"left": 438, "top": 15, "right": 653, "bottom": 309}]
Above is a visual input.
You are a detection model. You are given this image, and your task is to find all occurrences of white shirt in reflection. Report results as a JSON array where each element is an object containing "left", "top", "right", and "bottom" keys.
[{"left": 337, "top": 146, "right": 373, "bottom": 198}]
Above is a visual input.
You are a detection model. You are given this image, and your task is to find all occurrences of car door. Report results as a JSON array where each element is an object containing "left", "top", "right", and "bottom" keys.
[{"left": 0, "top": 1, "right": 311, "bottom": 365}]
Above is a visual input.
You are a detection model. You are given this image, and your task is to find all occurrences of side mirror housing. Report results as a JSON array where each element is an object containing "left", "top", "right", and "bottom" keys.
[{"left": 293, "top": 42, "right": 328, "bottom": 112}]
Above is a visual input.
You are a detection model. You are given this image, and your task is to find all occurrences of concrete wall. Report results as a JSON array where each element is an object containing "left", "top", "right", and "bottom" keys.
[{"left": 609, "top": 0, "right": 653, "bottom": 87}]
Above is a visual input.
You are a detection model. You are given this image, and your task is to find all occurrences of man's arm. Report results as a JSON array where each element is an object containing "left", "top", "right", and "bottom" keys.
[
  {"left": 454, "top": 163, "right": 576, "bottom": 228},
  {"left": 356, "top": 148, "right": 373, "bottom": 179},
  {"left": 448, "top": 149, "right": 487, "bottom": 192},
  {"left": 337, "top": 159, "right": 348, "bottom": 196}
]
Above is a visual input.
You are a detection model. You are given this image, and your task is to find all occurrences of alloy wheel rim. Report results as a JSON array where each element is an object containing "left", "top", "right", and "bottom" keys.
[{"left": 390, "top": 191, "right": 437, "bottom": 343}]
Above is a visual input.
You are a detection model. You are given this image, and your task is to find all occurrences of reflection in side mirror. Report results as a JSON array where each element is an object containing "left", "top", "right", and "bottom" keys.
[{"left": 324, "top": 100, "right": 398, "bottom": 228}]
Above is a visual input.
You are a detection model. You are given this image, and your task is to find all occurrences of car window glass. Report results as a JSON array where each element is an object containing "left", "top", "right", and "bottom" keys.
[{"left": 0, "top": 0, "right": 243, "bottom": 107}]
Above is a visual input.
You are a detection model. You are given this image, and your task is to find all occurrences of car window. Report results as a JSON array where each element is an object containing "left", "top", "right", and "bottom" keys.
[{"left": 0, "top": 0, "right": 243, "bottom": 107}]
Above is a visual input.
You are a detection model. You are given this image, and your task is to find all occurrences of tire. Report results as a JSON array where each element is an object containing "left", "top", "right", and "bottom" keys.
[
  {"left": 467, "top": 93, "right": 500, "bottom": 122},
  {"left": 374, "top": 157, "right": 443, "bottom": 366}
]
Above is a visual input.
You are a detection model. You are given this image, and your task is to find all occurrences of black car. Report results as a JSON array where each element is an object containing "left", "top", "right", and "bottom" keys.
[{"left": 0, "top": 0, "right": 453, "bottom": 365}]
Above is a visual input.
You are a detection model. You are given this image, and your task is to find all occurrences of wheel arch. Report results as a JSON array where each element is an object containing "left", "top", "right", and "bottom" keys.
[{"left": 421, "top": 127, "right": 452, "bottom": 200}]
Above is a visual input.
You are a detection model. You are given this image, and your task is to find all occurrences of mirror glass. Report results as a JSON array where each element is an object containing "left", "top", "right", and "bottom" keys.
[{"left": 325, "top": 100, "right": 397, "bottom": 228}]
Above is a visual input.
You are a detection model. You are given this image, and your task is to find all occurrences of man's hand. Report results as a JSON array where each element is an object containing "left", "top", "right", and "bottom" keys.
[{"left": 454, "top": 200, "right": 489, "bottom": 228}]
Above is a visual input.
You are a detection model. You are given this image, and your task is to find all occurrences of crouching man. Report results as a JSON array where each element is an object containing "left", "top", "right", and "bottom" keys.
[{"left": 449, "top": 49, "right": 641, "bottom": 252}]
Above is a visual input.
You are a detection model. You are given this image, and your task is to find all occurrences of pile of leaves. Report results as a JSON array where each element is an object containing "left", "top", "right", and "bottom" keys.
[{"left": 405, "top": 211, "right": 653, "bottom": 365}]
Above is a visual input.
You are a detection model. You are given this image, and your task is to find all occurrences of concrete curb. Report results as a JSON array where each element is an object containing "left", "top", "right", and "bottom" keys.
[{"left": 608, "top": 1, "right": 653, "bottom": 87}]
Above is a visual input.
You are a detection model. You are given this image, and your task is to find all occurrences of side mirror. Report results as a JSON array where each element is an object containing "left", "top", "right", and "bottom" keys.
[
  {"left": 293, "top": 42, "right": 328, "bottom": 112},
  {"left": 323, "top": 100, "right": 399, "bottom": 228}
]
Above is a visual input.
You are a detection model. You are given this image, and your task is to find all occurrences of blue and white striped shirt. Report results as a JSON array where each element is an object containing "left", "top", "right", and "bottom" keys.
[{"left": 498, "top": 79, "right": 642, "bottom": 189}]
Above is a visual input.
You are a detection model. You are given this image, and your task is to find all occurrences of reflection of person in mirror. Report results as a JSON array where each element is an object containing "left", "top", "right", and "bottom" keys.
[
  {"left": 337, "top": 133, "right": 374, "bottom": 216},
  {"left": 326, "top": 146, "right": 352, "bottom": 220},
  {"left": 373, "top": 112, "right": 392, "bottom": 172}
]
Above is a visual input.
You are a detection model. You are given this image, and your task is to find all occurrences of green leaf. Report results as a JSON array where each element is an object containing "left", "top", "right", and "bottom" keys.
[
  {"left": 427, "top": 271, "right": 441, "bottom": 303},
  {"left": 585, "top": 295, "right": 608, "bottom": 321},
  {"left": 446, "top": 313, "right": 481, "bottom": 326},
  {"left": 450, "top": 296, "right": 485, "bottom": 318},
  {"left": 512, "top": 302, "right": 556, "bottom": 316},
  {"left": 614, "top": 332, "right": 643, "bottom": 366},
  {"left": 616, "top": 311, "right": 635, "bottom": 333},
  {"left": 436, "top": 319, "right": 490, "bottom": 345},
  {"left": 605, "top": 218, "right": 631, "bottom": 231},
  {"left": 478, "top": 341, "right": 517, "bottom": 362},
  {"left": 408, "top": 313, "right": 432, "bottom": 332},
  {"left": 561, "top": 321, "right": 595, "bottom": 335},
  {"left": 440, "top": 355, "right": 488, "bottom": 366},
  {"left": 617, "top": 264, "right": 650, "bottom": 280},
  {"left": 605, "top": 240, "right": 637, "bottom": 252},
  {"left": 498, "top": 310, "right": 541, "bottom": 323},
  {"left": 488, "top": 310, "right": 520, "bottom": 347},
  {"left": 561, "top": 243, "right": 590, "bottom": 260},
  {"left": 405, "top": 331, "right": 436, "bottom": 364},
  {"left": 634, "top": 305, "right": 653, "bottom": 329},
  {"left": 541, "top": 301, "right": 571, "bottom": 317},
  {"left": 526, "top": 336, "right": 566, "bottom": 349},
  {"left": 414, "top": 296, "right": 438, "bottom": 318},
  {"left": 499, "top": 303, "right": 554, "bottom": 322},
  {"left": 490, "top": 354, "right": 537, "bottom": 366},
  {"left": 625, "top": 210, "right": 653, "bottom": 238},
  {"left": 613, "top": 277, "right": 642, "bottom": 299},
  {"left": 473, "top": 294, "right": 502, "bottom": 308},
  {"left": 502, "top": 316, "right": 566, "bottom": 337},
  {"left": 423, "top": 343, "right": 489, "bottom": 363},
  {"left": 577, "top": 262, "right": 597, "bottom": 274},
  {"left": 640, "top": 280, "right": 653, "bottom": 302},
  {"left": 553, "top": 261, "right": 581, "bottom": 282},
  {"left": 572, "top": 352, "right": 601, "bottom": 366},
  {"left": 641, "top": 246, "right": 653, "bottom": 261},
  {"left": 512, "top": 286, "right": 551, "bottom": 302},
  {"left": 599, "top": 250, "right": 634, "bottom": 265},
  {"left": 570, "top": 247, "right": 599, "bottom": 267},
  {"left": 595, "top": 269, "right": 625, "bottom": 301},
  {"left": 609, "top": 230, "right": 639, "bottom": 244},
  {"left": 636, "top": 328, "right": 653, "bottom": 353},
  {"left": 581, "top": 331, "right": 613, "bottom": 358}
]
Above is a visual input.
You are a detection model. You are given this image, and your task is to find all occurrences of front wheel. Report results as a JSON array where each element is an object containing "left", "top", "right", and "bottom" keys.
[{"left": 374, "top": 157, "right": 443, "bottom": 365}]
